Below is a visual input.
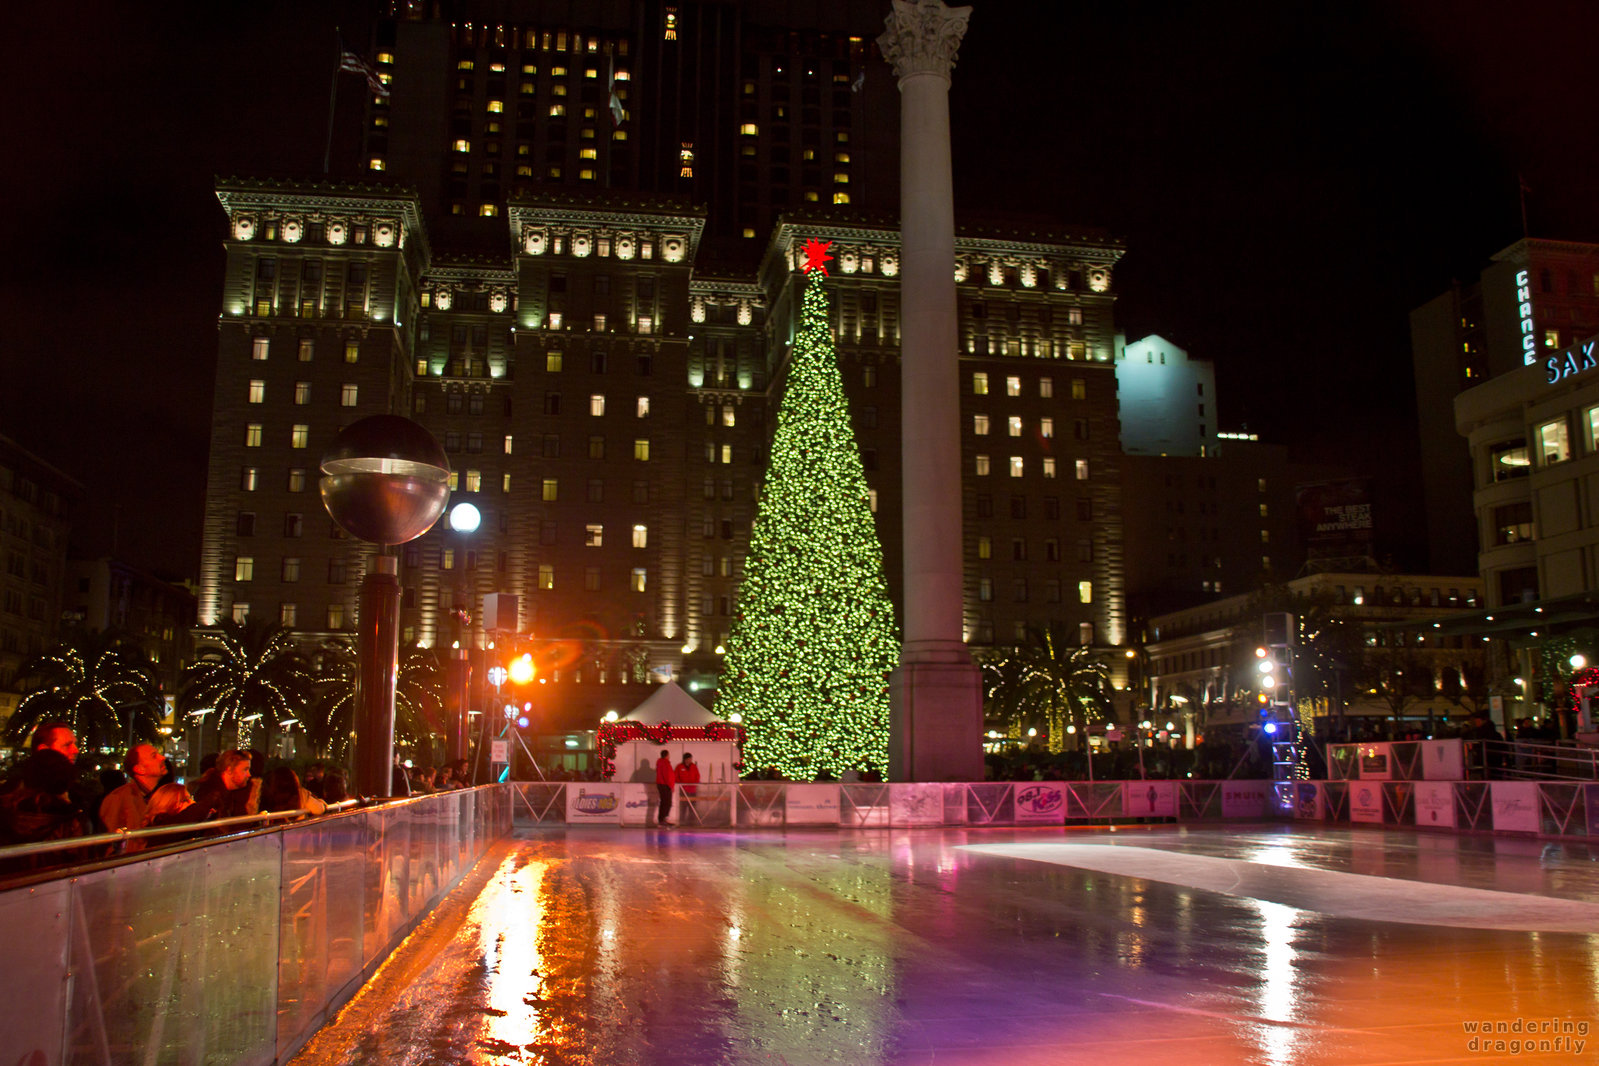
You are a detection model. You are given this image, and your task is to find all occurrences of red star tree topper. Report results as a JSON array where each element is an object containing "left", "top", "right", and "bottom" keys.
[{"left": 800, "top": 238, "right": 833, "bottom": 275}]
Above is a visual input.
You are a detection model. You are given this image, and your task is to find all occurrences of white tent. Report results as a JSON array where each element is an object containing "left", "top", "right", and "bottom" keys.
[{"left": 607, "top": 683, "right": 742, "bottom": 784}]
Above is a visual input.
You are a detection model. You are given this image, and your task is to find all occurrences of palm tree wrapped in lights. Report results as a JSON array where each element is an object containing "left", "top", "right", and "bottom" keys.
[
  {"left": 180, "top": 619, "right": 315, "bottom": 751},
  {"left": 979, "top": 624, "right": 1111, "bottom": 759},
  {"left": 4, "top": 627, "right": 163, "bottom": 753},
  {"left": 307, "top": 639, "right": 444, "bottom": 764}
]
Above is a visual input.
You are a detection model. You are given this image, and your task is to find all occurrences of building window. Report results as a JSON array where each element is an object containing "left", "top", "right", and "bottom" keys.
[
  {"left": 978, "top": 577, "right": 993, "bottom": 602},
  {"left": 972, "top": 372, "right": 989, "bottom": 395},
  {"left": 632, "top": 524, "right": 648, "bottom": 548},
  {"left": 234, "top": 556, "right": 254, "bottom": 581},
  {"left": 587, "top": 479, "right": 603, "bottom": 502},
  {"left": 631, "top": 439, "right": 649, "bottom": 461},
  {"left": 631, "top": 568, "right": 647, "bottom": 592},
  {"left": 344, "top": 341, "right": 359, "bottom": 364},
  {"left": 232, "top": 603, "right": 249, "bottom": 623},
  {"left": 637, "top": 396, "right": 651, "bottom": 418},
  {"left": 295, "top": 382, "right": 311, "bottom": 404},
  {"left": 1075, "top": 459, "right": 1089, "bottom": 480},
  {"left": 286, "top": 468, "right": 306, "bottom": 492},
  {"left": 583, "top": 567, "right": 601, "bottom": 591},
  {"left": 1039, "top": 377, "right": 1053, "bottom": 398},
  {"left": 590, "top": 394, "right": 606, "bottom": 416},
  {"left": 721, "top": 444, "right": 733, "bottom": 464},
  {"left": 464, "top": 470, "right": 481, "bottom": 492},
  {"left": 1039, "top": 417, "right": 1054, "bottom": 439},
  {"left": 542, "top": 478, "right": 559, "bottom": 501},
  {"left": 244, "top": 424, "right": 263, "bottom": 447},
  {"left": 975, "top": 454, "right": 991, "bottom": 476},
  {"left": 977, "top": 536, "right": 991, "bottom": 559},
  {"left": 1006, "top": 416, "right": 1022, "bottom": 438},
  {"left": 297, "top": 339, "right": 314, "bottom": 362},
  {"left": 547, "top": 353, "right": 564, "bottom": 372},
  {"left": 291, "top": 425, "right": 309, "bottom": 448},
  {"left": 1538, "top": 418, "right": 1571, "bottom": 465},
  {"left": 341, "top": 384, "right": 358, "bottom": 406},
  {"left": 1009, "top": 456, "right": 1024, "bottom": 477},
  {"left": 585, "top": 524, "right": 603, "bottom": 547},
  {"left": 864, "top": 365, "right": 877, "bottom": 387},
  {"left": 283, "top": 513, "right": 303, "bottom": 538},
  {"left": 248, "top": 380, "right": 265, "bottom": 403},
  {"left": 1494, "top": 501, "right": 1534, "bottom": 544},
  {"left": 1071, "top": 378, "right": 1086, "bottom": 400},
  {"left": 722, "top": 405, "right": 736, "bottom": 427},
  {"left": 1006, "top": 375, "right": 1021, "bottom": 396},
  {"left": 236, "top": 512, "right": 256, "bottom": 537},
  {"left": 538, "top": 565, "right": 555, "bottom": 589},
  {"left": 282, "top": 557, "right": 300, "bottom": 582},
  {"left": 327, "top": 604, "right": 345, "bottom": 630},
  {"left": 1042, "top": 458, "right": 1057, "bottom": 479},
  {"left": 1078, "top": 581, "right": 1092, "bottom": 604},
  {"left": 588, "top": 436, "right": 606, "bottom": 460},
  {"left": 241, "top": 467, "right": 258, "bottom": 491},
  {"left": 252, "top": 338, "right": 270, "bottom": 361}
]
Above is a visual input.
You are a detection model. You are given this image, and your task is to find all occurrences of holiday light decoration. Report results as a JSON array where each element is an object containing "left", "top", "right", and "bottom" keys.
[
  {"left": 719, "top": 247, "right": 899, "bottom": 779},
  {"left": 595, "top": 720, "right": 745, "bottom": 778}
]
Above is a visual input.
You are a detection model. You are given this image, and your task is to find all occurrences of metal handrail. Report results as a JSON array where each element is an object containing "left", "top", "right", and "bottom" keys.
[
  {"left": 1481, "top": 739, "right": 1599, "bottom": 782},
  {"left": 0, "top": 798, "right": 366, "bottom": 861}
]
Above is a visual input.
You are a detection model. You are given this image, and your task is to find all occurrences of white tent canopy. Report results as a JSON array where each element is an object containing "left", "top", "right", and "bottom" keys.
[{"left": 621, "top": 682, "right": 723, "bottom": 725}]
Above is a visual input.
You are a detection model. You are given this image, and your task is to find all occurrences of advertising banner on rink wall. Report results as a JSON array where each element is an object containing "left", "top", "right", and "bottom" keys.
[
  {"left": 1413, "top": 781, "right": 1457, "bottom": 828},
  {"left": 619, "top": 783, "right": 654, "bottom": 826},
  {"left": 1491, "top": 781, "right": 1541, "bottom": 833},
  {"left": 785, "top": 784, "right": 842, "bottom": 825},
  {"left": 1294, "top": 782, "right": 1325, "bottom": 820},
  {"left": 1014, "top": 782, "right": 1066, "bottom": 823},
  {"left": 1421, "top": 740, "right": 1465, "bottom": 780},
  {"left": 1221, "top": 781, "right": 1272, "bottom": 817},
  {"left": 1349, "top": 783, "right": 1385, "bottom": 823},
  {"left": 1355, "top": 743, "right": 1392, "bottom": 780},
  {"left": 566, "top": 783, "right": 623, "bottom": 824},
  {"left": 1122, "top": 781, "right": 1177, "bottom": 818}
]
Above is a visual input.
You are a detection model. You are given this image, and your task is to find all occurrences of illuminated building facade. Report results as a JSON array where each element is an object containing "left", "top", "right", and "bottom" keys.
[
  {"left": 1411, "top": 238, "right": 1599, "bottom": 574},
  {"left": 0, "top": 435, "right": 80, "bottom": 729}
]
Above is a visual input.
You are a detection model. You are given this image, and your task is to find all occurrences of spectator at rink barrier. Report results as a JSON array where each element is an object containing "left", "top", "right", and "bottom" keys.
[
  {"left": 676, "top": 753, "right": 700, "bottom": 797},
  {"left": 0, "top": 722, "right": 92, "bottom": 850},
  {"left": 302, "top": 762, "right": 328, "bottom": 798},
  {"left": 260, "top": 767, "right": 327, "bottom": 818},
  {"left": 321, "top": 771, "right": 350, "bottom": 804},
  {"left": 190, "top": 749, "right": 254, "bottom": 821},
  {"left": 100, "top": 743, "right": 169, "bottom": 833}
]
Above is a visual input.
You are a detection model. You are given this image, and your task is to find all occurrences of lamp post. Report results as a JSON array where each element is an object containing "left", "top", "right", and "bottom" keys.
[{"left": 320, "top": 415, "right": 450, "bottom": 799}]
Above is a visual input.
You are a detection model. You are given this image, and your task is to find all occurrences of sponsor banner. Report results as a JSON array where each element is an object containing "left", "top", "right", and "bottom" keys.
[
  {"left": 1294, "top": 782, "right": 1325, "bottom": 820},
  {"left": 1122, "top": 781, "right": 1177, "bottom": 818},
  {"left": 618, "top": 783, "right": 655, "bottom": 826},
  {"left": 1491, "top": 781, "right": 1541, "bottom": 833},
  {"left": 1356, "top": 743, "right": 1391, "bottom": 780},
  {"left": 1349, "top": 783, "right": 1384, "bottom": 823},
  {"left": 1014, "top": 782, "right": 1066, "bottom": 823},
  {"left": 566, "top": 784, "right": 623, "bottom": 824},
  {"left": 1220, "top": 781, "right": 1272, "bottom": 818},
  {"left": 785, "top": 784, "right": 841, "bottom": 825},
  {"left": 890, "top": 783, "right": 944, "bottom": 825},
  {"left": 1414, "top": 781, "right": 1456, "bottom": 828},
  {"left": 1421, "top": 739, "right": 1465, "bottom": 781}
]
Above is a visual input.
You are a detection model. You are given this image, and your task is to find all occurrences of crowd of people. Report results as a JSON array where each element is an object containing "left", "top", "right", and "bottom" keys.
[{"left": 0, "top": 720, "right": 482, "bottom": 868}]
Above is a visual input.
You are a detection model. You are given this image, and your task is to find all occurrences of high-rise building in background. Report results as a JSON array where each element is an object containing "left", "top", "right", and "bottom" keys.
[{"left": 0, "top": 436, "right": 81, "bottom": 724}]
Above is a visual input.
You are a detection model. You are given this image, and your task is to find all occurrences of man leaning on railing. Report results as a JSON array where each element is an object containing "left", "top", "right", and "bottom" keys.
[{"left": 0, "top": 722, "right": 93, "bottom": 866}]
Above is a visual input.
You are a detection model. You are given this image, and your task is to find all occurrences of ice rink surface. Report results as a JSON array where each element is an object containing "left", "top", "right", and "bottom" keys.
[{"left": 291, "top": 824, "right": 1599, "bottom": 1065}]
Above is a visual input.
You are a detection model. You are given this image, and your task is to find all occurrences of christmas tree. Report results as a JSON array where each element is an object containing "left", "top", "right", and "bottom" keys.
[{"left": 720, "top": 239, "right": 900, "bottom": 779}]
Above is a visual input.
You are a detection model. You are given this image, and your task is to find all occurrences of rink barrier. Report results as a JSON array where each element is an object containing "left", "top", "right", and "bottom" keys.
[
  {"left": 507, "top": 779, "right": 1281, "bottom": 828},
  {"left": 0, "top": 784, "right": 513, "bottom": 1066},
  {"left": 1275, "top": 779, "right": 1598, "bottom": 837}
]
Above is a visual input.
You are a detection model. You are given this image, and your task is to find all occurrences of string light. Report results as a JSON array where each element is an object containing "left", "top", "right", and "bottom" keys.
[{"left": 719, "top": 263, "right": 899, "bottom": 779}]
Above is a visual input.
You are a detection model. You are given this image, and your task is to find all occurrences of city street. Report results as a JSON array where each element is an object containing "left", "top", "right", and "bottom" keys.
[{"left": 291, "top": 824, "right": 1599, "bottom": 1065}]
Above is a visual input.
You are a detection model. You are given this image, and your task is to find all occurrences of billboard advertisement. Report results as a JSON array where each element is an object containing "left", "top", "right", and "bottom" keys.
[
  {"left": 1014, "top": 782, "right": 1067, "bottom": 823},
  {"left": 1295, "top": 478, "right": 1374, "bottom": 561},
  {"left": 1414, "top": 781, "right": 1456, "bottom": 827}
]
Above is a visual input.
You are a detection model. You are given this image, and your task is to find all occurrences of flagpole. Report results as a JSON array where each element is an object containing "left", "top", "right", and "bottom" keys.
[{"left": 324, "top": 28, "right": 343, "bottom": 175}]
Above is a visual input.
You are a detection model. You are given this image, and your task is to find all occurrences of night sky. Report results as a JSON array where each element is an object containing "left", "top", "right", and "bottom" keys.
[{"left": 3, "top": 1, "right": 1597, "bottom": 582}]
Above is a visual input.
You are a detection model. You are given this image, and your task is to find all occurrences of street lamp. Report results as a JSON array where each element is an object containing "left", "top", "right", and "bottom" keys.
[{"left": 320, "top": 415, "right": 450, "bottom": 798}]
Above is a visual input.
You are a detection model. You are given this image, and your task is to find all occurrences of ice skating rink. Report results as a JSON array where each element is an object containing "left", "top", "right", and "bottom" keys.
[{"left": 292, "top": 824, "right": 1599, "bottom": 1065}]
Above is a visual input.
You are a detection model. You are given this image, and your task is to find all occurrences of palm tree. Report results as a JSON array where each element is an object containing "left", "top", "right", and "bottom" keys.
[
  {"left": 4, "top": 627, "right": 163, "bottom": 753},
  {"left": 307, "top": 639, "right": 444, "bottom": 764},
  {"left": 979, "top": 625, "right": 1112, "bottom": 756},
  {"left": 180, "top": 619, "right": 315, "bottom": 751}
]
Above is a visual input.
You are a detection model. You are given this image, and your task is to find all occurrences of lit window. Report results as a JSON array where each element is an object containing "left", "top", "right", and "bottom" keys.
[
  {"left": 634, "top": 439, "right": 651, "bottom": 460},
  {"left": 1040, "top": 376, "right": 1053, "bottom": 398},
  {"left": 740, "top": 122, "right": 758, "bottom": 136},
  {"left": 637, "top": 396, "right": 651, "bottom": 418},
  {"left": 538, "top": 565, "right": 555, "bottom": 590},
  {"left": 503, "top": 473, "right": 511, "bottom": 492},
  {"left": 585, "top": 524, "right": 603, "bottom": 547},
  {"left": 975, "top": 454, "right": 991, "bottom": 476},
  {"left": 1008, "top": 416, "right": 1023, "bottom": 437},
  {"left": 232, "top": 603, "right": 249, "bottom": 623},
  {"left": 1042, "top": 458, "right": 1057, "bottom": 478},
  {"left": 465, "top": 470, "right": 481, "bottom": 492},
  {"left": 287, "top": 468, "right": 306, "bottom": 492},
  {"left": 549, "top": 104, "right": 566, "bottom": 117},
  {"left": 291, "top": 425, "right": 309, "bottom": 448},
  {"left": 1040, "top": 417, "right": 1054, "bottom": 438},
  {"left": 722, "top": 405, "right": 736, "bottom": 427},
  {"left": 252, "top": 338, "right": 270, "bottom": 360},
  {"left": 453, "top": 139, "right": 470, "bottom": 152},
  {"left": 1006, "top": 375, "right": 1021, "bottom": 396},
  {"left": 447, "top": 471, "right": 458, "bottom": 490},
  {"left": 480, "top": 204, "right": 499, "bottom": 217},
  {"left": 1538, "top": 418, "right": 1571, "bottom": 464},
  {"left": 978, "top": 536, "right": 991, "bottom": 559},
  {"left": 832, "top": 192, "right": 850, "bottom": 205},
  {"left": 282, "top": 557, "right": 301, "bottom": 582},
  {"left": 721, "top": 444, "right": 732, "bottom": 464},
  {"left": 368, "top": 158, "right": 386, "bottom": 172},
  {"left": 234, "top": 556, "right": 254, "bottom": 582},
  {"left": 1075, "top": 460, "right": 1088, "bottom": 480},
  {"left": 868, "top": 489, "right": 878, "bottom": 512},
  {"left": 542, "top": 478, "right": 559, "bottom": 501},
  {"left": 637, "top": 315, "right": 653, "bottom": 335},
  {"left": 327, "top": 604, "right": 345, "bottom": 629},
  {"left": 1009, "top": 456, "right": 1024, "bottom": 477},
  {"left": 341, "top": 384, "right": 358, "bottom": 407},
  {"left": 547, "top": 353, "right": 563, "bottom": 372},
  {"left": 344, "top": 341, "right": 359, "bottom": 363},
  {"left": 504, "top": 434, "right": 514, "bottom": 454},
  {"left": 974, "top": 414, "right": 990, "bottom": 435},
  {"left": 241, "top": 467, "right": 258, "bottom": 491},
  {"left": 1545, "top": 329, "right": 1561, "bottom": 349},
  {"left": 631, "top": 567, "right": 647, "bottom": 592},
  {"left": 441, "top": 549, "right": 455, "bottom": 570},
  {"left": 245, "top": 424, "right": 262, "bottom": 447},
  {"left": 973, "top": 372, "right": 989, "bottom": 395},
  {"left": 1079, "top": 581, "right": 1093, "bottom": 604},
  {"left": 594, "top": 314, "right": 607, "bottom": 331},
  {"left": 590, "top": 394, "right": 606, "bottom": 416},
  {"left": 1259, "top": 503, "right": 1270, "bottom": 518},
  {"left": 280, "top": 603, "right": 297, "bottom": 626},
  {"left": 248, "top": 380, "right": 265, "bottom": 403},
  {"left": 632, "top": 524, "right": 648, "bottom": 548}
]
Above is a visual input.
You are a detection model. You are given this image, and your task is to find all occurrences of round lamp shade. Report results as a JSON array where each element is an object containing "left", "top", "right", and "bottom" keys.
[{"left": 320, "top": 415, "right": 451, "bottom": 545}]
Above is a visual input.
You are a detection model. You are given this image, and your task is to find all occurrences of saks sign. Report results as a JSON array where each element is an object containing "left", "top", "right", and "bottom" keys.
[{"left": 1545, "top": 338, "right": 1597, "bottom": 385}]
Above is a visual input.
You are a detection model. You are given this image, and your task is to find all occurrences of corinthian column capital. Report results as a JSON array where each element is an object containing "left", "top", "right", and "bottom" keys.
[{"left": 877, "top": 0, "right": 972, "bottom": 82}]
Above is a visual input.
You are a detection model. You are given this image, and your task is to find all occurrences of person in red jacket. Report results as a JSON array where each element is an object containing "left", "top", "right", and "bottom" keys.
[
  {"left": 654, "top": 748, "right": 675, "bottom": 827},
  {"left": 676, "top": 753, "right": 700, "bottom": 797}
]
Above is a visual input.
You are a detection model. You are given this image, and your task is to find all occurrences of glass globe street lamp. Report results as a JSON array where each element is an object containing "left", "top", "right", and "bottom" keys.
[{"left": 320, "top": 415, "right": 450, "bottom": 798}]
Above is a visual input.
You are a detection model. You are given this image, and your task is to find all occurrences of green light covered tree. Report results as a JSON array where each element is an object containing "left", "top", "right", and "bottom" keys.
[{"left": 720, "top": 244, "right": 899, "bottom": 779}]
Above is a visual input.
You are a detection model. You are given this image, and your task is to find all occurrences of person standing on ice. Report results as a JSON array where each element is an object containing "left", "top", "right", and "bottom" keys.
[{"left": 655, "top": 749, "right": 676, "bottom": 827}]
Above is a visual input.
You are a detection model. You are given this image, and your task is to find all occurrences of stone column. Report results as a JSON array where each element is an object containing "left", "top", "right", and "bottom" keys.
[{"left": 879, "top": 0, "right": 983, "bottom": 781}]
